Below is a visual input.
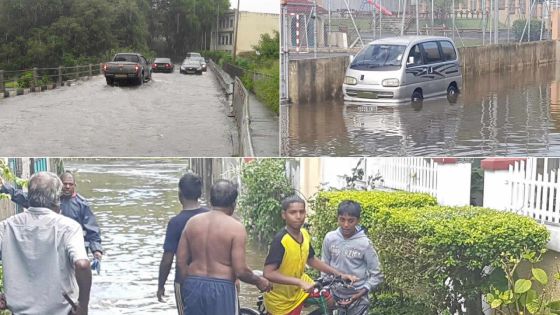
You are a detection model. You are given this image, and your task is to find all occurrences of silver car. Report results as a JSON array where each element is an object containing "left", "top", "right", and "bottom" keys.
[
  {"left": 343, "top": 36, "right": 462, "bottom": 103},
  {"left": 180, "top": 59, "right": 203, "bottom": 75}
]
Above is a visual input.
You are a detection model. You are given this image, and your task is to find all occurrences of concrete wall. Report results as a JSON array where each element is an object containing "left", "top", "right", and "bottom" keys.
[
  {"left": 289, "top": 56, "right": 349, "bottom": 104},
  {"left": 459, "top": 40, "right": 557, "bottom": 75},
  {"left": 237, "top": 12, "right": 279, "bottom": 54}
]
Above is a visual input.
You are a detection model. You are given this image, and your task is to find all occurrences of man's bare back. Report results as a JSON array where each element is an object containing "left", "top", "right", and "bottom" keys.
[{"left": 181, "top": 210, "right": 245, "bottom": 281}]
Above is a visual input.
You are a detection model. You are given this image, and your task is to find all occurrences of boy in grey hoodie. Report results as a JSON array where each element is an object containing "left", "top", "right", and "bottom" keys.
[{"left": 321, "top": 200, "right": 384, "bottom": 315}]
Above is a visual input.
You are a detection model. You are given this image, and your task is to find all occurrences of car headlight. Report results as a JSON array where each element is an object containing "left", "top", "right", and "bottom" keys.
[
  {"left": 382, "top": 78, "right": 400, "bottom": 87},
  {"left": 344, "top": 76, "right": 357, "bottom": 85}
]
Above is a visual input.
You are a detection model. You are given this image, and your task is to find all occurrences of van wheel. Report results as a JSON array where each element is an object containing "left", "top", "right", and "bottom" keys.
[
  {"left": 411, "top": 90, "right": 423, "bottom": 102},
  {"left": 447, "top": 85, "right": 458, "bottom": 103}
]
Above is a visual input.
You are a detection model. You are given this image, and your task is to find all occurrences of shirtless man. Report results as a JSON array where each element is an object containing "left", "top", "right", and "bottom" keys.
[{"left": 176, "top": 180, "right": 271, "bottom": 315}]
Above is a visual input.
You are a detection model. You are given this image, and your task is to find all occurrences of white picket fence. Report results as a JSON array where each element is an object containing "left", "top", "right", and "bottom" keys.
[
  {"left": 376, "top": 157, "right": 438, "bottom": 197},
  {"left": 507, "top": 158, "right": 560, "bottom": 225}
]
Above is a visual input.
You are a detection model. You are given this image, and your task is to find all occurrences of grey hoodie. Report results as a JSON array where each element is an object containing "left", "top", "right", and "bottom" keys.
[{"left": 321, "top": 227, "right": 384, "bottom": 292}]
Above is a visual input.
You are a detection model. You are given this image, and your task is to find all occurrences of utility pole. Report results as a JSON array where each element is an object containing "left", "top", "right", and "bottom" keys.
[
  {"left": 401, "top": 0, "right": 407, "bottom": 36},
  {"left": 232, "top": 0, "right": 241, "bottom": 62},
  {"left": 431, "top": 0, "right": 434, "bottom": 35},
  {"left": 494, "top": 0, "right": 499, "bottom": 44},
  {"left": 416, "top": 0, "right": 419, "bottom": 35}
]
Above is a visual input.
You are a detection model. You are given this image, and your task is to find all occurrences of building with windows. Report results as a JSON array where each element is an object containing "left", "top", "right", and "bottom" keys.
[{"left": 210, "top": 10, "right": 279, "bottom": 55}]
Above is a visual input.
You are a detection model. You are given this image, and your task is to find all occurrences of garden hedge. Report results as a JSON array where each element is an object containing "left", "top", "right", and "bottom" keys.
[
  {"left": 374, "top": 205, "right": 549, "bottom": 312},
  {"left": 309, "top": 190, "right": 438, "bottom": 252},
  {"left": 308, "top": 190, "right": 549, "bottom": 313}
]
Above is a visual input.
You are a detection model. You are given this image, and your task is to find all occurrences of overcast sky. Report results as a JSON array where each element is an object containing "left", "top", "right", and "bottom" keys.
[{"left": 230, "top": 0, "right": 279, "bottom": 14}]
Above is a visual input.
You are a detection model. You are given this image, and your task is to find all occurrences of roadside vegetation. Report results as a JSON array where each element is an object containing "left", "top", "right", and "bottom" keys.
[
  {"left": 203, "top": 31, "right": 280, "bottom": 113},
  {"left": 0, "top": 0, "right": 229, "bottom": 71}
]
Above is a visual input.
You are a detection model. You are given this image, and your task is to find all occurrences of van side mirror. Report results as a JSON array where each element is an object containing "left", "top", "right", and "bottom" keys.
[{"left": 407, "top": 56, "right": 415, "bottom": 65}]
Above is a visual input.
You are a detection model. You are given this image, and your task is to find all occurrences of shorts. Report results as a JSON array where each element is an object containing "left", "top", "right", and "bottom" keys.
[{"left": 182, "top": 276, "right": 238, "bottom": 315}]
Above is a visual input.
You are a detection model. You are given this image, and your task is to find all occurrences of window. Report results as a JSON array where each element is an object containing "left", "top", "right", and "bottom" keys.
[
  {"left": 350, "top": 44, "right": 406, "bottom": 70},
  {"left": 407, "top": 44, "right": 423, "bottom": 67},
  {"left": 440, "top": 41, "right": 457, "bottom": 61},
  {"left": 421, "top": 42, "right": 442, "bottom": 64},
  {"left": 229, "top": 17, "right": 234, "bottom": 28}
]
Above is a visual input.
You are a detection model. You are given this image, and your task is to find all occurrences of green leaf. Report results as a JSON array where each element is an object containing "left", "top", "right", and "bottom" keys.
[
  {"left": 548, "top": 300, "right": 560, "bottom": 313},
  {"left": 532, "top": 268, "right": 548, "bottom": 285},
  {"left": 491, "top": 299, "right": 502, "bottom": 309},
  {"left": 527, "top": 300, "right": 540, "bottom": 314},
  {"left": 486, "top": 293, "right": 495, "bottom": 302},
  {"left": 514, "top": 279, "right": 532, "bottom": 294}
]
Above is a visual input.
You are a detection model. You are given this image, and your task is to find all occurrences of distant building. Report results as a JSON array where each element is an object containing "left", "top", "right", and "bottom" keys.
[
  {"left": 0, "top": 158, "right": 62, "bottom": 220},
  {"left": 211, "top": 10, "right": 279, "bottom": 55}
]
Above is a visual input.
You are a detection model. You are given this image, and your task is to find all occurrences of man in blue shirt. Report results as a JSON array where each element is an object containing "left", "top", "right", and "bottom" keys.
[
  {"left": 157, "top": 172, "right": 208, "bottom": 314},
  {"left": 0, "top": 171, "right": 103, "bottom": 261}
]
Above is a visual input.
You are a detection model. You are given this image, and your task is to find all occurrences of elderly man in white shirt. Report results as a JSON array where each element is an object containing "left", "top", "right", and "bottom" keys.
[{"left": 0, "top": 171, "right": 92, "bottom": 315}]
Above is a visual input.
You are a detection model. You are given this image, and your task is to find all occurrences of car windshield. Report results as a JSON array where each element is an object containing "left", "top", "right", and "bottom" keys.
[
  {"left": 114, "top": 54, "right": 139, "bottom": 62},
  {"left": 184, "top": 59, "right": 199, "bottom": 65},
  {"left": 154, "top": 58, "right": 170, "bottom": 63},
  {"left": 350, "top": 44, "right": 406, "bottom": 70}
]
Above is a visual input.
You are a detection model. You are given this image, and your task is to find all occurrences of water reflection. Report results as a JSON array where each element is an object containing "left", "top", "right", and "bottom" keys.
[
  {"left": 64, "top": 159, "right": 266, "bottom": 314},
  {"left": 285, "top": 63, "right": 560, "bottom": 156}
]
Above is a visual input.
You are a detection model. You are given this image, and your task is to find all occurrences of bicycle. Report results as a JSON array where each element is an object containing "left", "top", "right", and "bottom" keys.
[{"left": 240, "top": 275, "right": 369, "bottom": 315}]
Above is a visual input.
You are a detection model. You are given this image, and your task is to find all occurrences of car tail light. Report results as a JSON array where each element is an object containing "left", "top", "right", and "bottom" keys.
[
  {"left": 152, "top": 63, "right": 157, "bottom": 69},
  {"left": 102, "top": 64, "right": 108, "bottom": 72},
  {"left": 165, "top": 63, "right": 170, "bottom": 68},
  {"left": 135, "top": 64, "right": 140, "bottom": 73}
]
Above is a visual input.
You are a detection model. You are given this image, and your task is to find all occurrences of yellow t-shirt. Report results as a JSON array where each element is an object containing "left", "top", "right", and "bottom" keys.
[{"left": 263, "top": 228, "right": 315, "bottom": 315}]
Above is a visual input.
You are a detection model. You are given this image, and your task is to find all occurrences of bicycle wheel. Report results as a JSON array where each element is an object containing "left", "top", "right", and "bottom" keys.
[{"left": 239, "top": 307, "right": 261, "bottom": 315}]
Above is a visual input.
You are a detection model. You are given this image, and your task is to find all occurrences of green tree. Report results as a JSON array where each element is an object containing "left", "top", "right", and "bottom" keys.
[
  {"left": 252, "top": 31, "right": 279, "bottom": 60},
  {"left": 238, "top": 159, "right": 295, "bottom": 245}
]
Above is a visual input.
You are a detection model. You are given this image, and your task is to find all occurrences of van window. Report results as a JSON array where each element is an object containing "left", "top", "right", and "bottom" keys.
[
  {"left": 440, "top": 41, "right": 457, "bottom": 61},
  {"left": 350, "top": 44, "right": 406, "bottom": 70},
  {"left": 421, "top": 42, "right": 442, "bottom": 64},
  {"left": 407, "top": 44, "right": 424, "bottom": 67}
]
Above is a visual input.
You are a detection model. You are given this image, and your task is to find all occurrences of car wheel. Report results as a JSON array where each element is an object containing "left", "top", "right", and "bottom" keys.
[
  {"left": 411, "top": 90, "right": 423, "bottom": 102},
  {"left": 447, "top": 84, "right": 459, "bottom": 104},
  {"left": 106, "top": 77, "right": 114, "bottom": 86}
]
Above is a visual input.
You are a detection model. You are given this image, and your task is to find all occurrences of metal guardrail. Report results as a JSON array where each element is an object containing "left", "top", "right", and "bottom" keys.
[
  {"left": 232, "top": 77, "right": 255, "bottom": 157},
  {"left": 0, "top": 64, "right": 103, "bottom": 94},
  {"left": 208, "top": 60, "right": 233, "bottom": 95}
]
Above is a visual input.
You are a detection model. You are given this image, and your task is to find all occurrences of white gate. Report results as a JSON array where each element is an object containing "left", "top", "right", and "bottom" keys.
[
  {"left": 376, "top": 157, "right": 438, "bottom": 197},
  {"left": 507, "top": 158, "right": 560, "bottom": 225}
]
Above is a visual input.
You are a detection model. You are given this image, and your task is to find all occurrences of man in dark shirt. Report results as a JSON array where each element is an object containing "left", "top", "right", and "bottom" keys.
[
  {"left": 0, "top": 171, "right": 103, "bottom": 260},
  {"left": 157, "top": 172, "right": 208, "bottom": 314}
]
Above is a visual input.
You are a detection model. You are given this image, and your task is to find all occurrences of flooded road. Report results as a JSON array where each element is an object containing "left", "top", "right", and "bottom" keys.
[
  {"left": 0, "top": 70, "right": 235, "bottom": 156},
  {"left": 64, "top": 159, "right": 266, "bottom": 314},
  {"left": 284, "top": 63, "right": 560, "bottom": 156}
]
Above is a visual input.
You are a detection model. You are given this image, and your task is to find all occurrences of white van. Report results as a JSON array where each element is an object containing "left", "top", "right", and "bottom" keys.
[{"left": 343, "top": 36, "right": 462, "bottom": 103}]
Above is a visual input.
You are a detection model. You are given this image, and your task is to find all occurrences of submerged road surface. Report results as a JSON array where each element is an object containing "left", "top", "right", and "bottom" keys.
[{"left": 0, "top": 70, "right": 235, "bottom": 156}]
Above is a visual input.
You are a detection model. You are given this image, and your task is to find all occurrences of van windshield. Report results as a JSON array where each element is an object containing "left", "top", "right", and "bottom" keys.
[{"left": 350, "top": 44, "right": 406, "bottom": 70}]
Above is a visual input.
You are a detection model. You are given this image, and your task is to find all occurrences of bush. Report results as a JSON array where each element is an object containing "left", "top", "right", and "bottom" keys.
[
  {"left": 254, "top": 61, "right": 280, "bottom": 114},
  {"left": 238, "top": 159, "right": 295, "bottom": 245},
  {"left": 309, "top": 190, "right": 437, "bottom": 253},
  {"left": 373, "top": 206, "right": 550, "bottom": 313},
  {"left": 512, "top": 19, "right": 543, "bottom": 42},
  {"left": 16, "top": 71, "right": 34, "bottom": 88},
  {"left": 369, "top": 289, "right": 434, "bottom": 315}
]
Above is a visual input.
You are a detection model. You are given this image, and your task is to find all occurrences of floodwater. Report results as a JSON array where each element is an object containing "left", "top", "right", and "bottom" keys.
[
  {"left": 284, "top": 63, "right": 560, "bottom": 156},
  {"left": 0, "top": 70, "right": 235, "bottom": 156},
  {"left": 64, "top": 159, "right": 266, "bottom": 315}
]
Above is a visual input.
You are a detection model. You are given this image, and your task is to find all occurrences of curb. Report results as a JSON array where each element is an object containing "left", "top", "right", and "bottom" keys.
[{"left": 1, "top": 76, "right": 95, "bottom": 99}]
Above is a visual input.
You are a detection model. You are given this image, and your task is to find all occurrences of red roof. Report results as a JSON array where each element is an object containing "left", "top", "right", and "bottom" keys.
[{"left": 286, "top": 0, "right": 328, "bottom": 15}]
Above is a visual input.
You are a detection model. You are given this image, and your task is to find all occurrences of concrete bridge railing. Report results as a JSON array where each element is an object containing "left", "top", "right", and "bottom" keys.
[{"left": 0, "top": 64, "right": 103, "bottom": 98}]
